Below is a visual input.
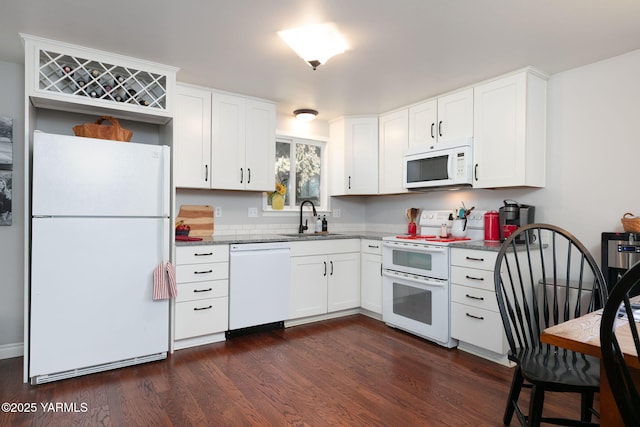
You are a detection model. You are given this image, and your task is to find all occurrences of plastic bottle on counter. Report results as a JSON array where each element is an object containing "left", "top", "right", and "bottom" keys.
[
  {"left": 322, "top": 215, "right": 328, "bottom": 232},
  {"left": 316, "top": 216, "right": 322, "bottom": 233}
]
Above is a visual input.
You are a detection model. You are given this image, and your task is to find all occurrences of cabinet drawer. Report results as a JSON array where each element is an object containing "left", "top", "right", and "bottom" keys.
[
  {"left": 451, "top": 302, "right": 508, "bottom": 354},
  {"left": 451, "top": 284, "right": 498, "bottom": 312},
  {"left": 451, "top": 249, "right": 497, "bottom": 270},
  {"left": 176, "top": 245, "right": 228, "bottom": 264},
  {"left": 360, "top": 239, "right": 382, "bottom": 255},
  {"left": 451, "top": 266, "right": 495, "bottom": 292},
  {"left": 174, "top": 297, "right": 228, "bottom": 340},
  {"left": 176, "top": 262, "right": 228, "bottom": 283},
  {"left": 176, "top": 279, "right": 228, "bottom": 303}
]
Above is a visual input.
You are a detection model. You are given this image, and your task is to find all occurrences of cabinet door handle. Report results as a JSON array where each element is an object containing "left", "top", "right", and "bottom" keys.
[
  {"left": 194, "top": 252, "right": 213, "bottom": 257},
  {"left": 205, "top": 164, "right": 209, "bottom": 182},
  {"left": 194, "top": 288, "right": 213, "bottom": 293},
  {"left": 474, "top": 163, "right": 478, "bottom": 181},
  {"left": 465, "top": 275, "right": 484, "bottom": 281},
  {"left": 465, "top": 256, "right": 485, "bottom": 262},
  {"left": 330, "top": 261, "right": 334, "bottom": 276},
  {"left": 240, "top": 167, "right": 244, "bottom": 183},
  {"left": 194, "top": 269, "right": 213, "bottom": 274},
  {"left": 430, "top": 122, "right": 435, "bottom": 139},
  {"left": 438, "top": 120, "right": 443, "bottom": 137},
  {"left": 380, "top": 264, "right": 383, "bottom": 277},
  {"left": 348, "top": 176, "right": 351, "bottom": 189},
  {"left": 194, "top": 305, "right": 213, "bottom": 311},
  {"left": 465, "top": 294, "right": 485, "bottom": 301},
  {"left": 323, "top": 261, "right": 327, "bottom": 276},
  {"left": 247, "top": 168, "right": 251, "bottom": 184},
  {"left": 465, "top": 313, "right": 484, "bottom": 320}
]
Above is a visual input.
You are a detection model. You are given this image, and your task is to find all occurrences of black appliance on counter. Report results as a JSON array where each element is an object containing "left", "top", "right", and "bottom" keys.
[
  {"left": 498, "top": 199, "right": 535, "bottom": 243},
  {"left": 601, "top": 232, "right": 640, "bottom": 296}
]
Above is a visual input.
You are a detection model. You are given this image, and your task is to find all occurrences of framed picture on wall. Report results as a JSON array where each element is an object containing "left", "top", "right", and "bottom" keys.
[
  {"left": 0, "top": 116, "right": 12, "bottom": 167},
  {"left": 0, "top": 170, "right": 11, "bottom": 225},
  {"left": 0, "top": 116, "right": 13, "bottom": 226}
]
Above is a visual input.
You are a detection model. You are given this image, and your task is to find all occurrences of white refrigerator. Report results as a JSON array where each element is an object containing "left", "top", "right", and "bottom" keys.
[{"left": 29, "top": 132, "right": 171, "bottom": 384}]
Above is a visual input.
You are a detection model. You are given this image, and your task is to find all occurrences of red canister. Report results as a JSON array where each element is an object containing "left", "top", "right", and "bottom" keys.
[
  {"left": 484, "top": 211, "right": 500, "bottom": 242},
  {"left": 408, "top": 222, "right": 417, "bottom": 235}
]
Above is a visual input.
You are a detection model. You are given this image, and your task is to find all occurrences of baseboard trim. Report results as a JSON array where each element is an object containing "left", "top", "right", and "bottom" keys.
[{"left": 0, "top": 342, "right": 24, "bottom": 360}]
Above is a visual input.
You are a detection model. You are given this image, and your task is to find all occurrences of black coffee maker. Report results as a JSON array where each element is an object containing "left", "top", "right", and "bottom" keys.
[{"left": 499, "top": 199, "right": 536, "bottom": 243}]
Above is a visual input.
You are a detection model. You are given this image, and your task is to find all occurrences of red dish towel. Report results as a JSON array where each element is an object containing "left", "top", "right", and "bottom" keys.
[{"left": 153, "top": 261, "right": 178, "bottom": 301}]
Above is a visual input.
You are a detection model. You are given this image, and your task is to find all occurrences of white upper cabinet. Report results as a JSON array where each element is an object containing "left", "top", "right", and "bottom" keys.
[
  {"left": 244, "top": 99, "right": 277, "bottom": 191},
  {"left": 174, "top": 84, "right": 212, "bottom": 189},
  {"left": 210, "top": 93, "right": 275, "bottom": 191},
  {"left": 472, "top": 68, "right": 547, "bottom": 188},
  {"left": 173, "top": 85, "right": 275, "bottom": 191},
  {"left": 22, "top": 33, "right": 177, "bottom": 125},
  {"left": 329, "top": 117, "right": 379, "bottom": 195},
  {"left": 378, "top": 109, "right": 409, "bottom": 194},
  {"left": 408, "top": 88, "right": 473, "bottom": 147}
]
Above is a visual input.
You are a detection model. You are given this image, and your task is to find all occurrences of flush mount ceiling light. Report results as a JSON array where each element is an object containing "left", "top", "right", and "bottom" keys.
[
  {"left": 294, "top": 109, "right": 318, "bottom": 121},
  {"left": 278, "top": 23, "right": 347, "bottom": 70}
]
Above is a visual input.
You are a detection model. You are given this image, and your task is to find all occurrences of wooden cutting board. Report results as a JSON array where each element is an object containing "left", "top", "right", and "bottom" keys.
[{"left": 176, "top": 205, "right": 214, "bottom": 237}]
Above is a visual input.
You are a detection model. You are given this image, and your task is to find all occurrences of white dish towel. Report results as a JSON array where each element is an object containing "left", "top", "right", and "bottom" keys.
[{"left": 153, "top": 261, "right": 177, "bottom": 300}]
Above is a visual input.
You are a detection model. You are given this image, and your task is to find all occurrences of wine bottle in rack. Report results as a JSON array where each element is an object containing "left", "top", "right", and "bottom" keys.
[
  {"left": 61, "top": 65, "right": 73, "bottom": 75},
  {"left": 90, "top": 69, "right": 101, "bottom": 79},
  {"left": 99, "top": 77, "right": 113, "bottom": 100},
  {"left": 127, "top": 88, "right": 138, "bottom": 104},
  {"left": 88, "top": 85, "right": 103, "bottom": 98},
  {"left": 114, "top": 92, "right": 123, "bottom": 102}
]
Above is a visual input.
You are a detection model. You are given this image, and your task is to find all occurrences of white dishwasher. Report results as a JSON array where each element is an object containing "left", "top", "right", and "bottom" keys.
[{"left": 229, "top": 241, "right": 291, "bottom": 331}]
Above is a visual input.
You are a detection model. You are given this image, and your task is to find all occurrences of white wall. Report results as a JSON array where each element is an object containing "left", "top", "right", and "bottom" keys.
[
  {"left": 366, "top": 49, "right": 640, "bottom": 258},
  {"left": 0, "top": 60, "right": 24, "bottom": 357}
]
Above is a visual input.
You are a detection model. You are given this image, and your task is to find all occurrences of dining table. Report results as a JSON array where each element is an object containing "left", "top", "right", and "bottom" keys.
[{"left": 540, "top": 299, "right": 640, "bottom": 426}]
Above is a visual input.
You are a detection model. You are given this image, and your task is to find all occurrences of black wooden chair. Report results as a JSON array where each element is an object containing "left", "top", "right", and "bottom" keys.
[
  {"left": 494, "top": 224, "right": 608, "bottom": 426},
  {"left": 599, "top": 262, "right": 640, "bottom": 426}
]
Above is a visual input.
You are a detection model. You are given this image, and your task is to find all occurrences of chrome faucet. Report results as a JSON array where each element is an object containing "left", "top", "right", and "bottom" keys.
[{"left": 299, "top": 200, "right": 317, "bottom": 233}]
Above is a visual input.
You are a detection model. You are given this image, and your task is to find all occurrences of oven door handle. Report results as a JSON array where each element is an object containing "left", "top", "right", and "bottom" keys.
[
  {"left": 382, "top": 241, "right": 447, "bottom": 254},
  {"left": 382, "top": 269, "right": 447, "bottom": 287}
]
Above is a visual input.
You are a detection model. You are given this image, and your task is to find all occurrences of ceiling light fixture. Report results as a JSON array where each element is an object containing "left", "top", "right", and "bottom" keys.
[
  {"left": 294, "top": 109, "right": 318, "bottom": 122},
  {"left": 278, "top": 23, "right": 347, "bottom": 70}
]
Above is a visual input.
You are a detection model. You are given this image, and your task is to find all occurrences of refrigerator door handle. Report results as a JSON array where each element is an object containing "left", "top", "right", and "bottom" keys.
[{"left": 162, "top": 146, "right": 170, "bottom": 217}]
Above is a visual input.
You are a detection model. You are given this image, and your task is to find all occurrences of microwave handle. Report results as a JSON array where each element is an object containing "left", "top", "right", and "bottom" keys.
[{"left": 448, "top": 149, "right": 455, "bottom": 180}]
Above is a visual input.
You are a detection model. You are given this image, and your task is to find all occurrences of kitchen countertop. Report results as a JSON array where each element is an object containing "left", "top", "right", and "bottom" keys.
[
  {"left": 175, "top": 231, "right": 390, "bottom": 246},
  {"left": 175, "top": 232, "right": 520, "bottom": 251}
]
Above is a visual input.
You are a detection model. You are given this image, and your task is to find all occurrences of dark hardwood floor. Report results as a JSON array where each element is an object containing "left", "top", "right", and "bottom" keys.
[{"left": 0, "top": 315, "right": 595, "bottom": 426}]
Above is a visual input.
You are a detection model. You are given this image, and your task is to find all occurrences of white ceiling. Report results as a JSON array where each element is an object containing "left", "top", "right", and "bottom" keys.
[{"left": 2, "top": 0, "right": 640, "bottom": 122}]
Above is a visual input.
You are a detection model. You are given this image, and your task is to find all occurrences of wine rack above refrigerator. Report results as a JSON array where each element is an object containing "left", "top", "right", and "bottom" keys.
[{"left": 22, "top": 33, "right": 178, "bottom": 125}]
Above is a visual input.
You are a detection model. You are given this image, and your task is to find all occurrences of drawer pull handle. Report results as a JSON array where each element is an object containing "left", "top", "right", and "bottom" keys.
[
  {"left": 195, "top": 252, "right": 213, "bottom": 256},
  {"left": 194, "top": 288, "right": 213, "bottom": 293},
  {"left": 368, "top": 244, "right": 379, "bottom": 249},
  {"left": 466, "top": 313, "right": 484, "bottom": 320},
  {"left": 194, "top": 269, "right": 213, "bottom": 274},
  {"left": 465, "top": 294, "right": 484, "bottom": 301},
  {"left": 194, "top": 305, "right": 213, "bottom": 311},
  {"left": 465, "top": 256, "right": 485, "bottom": 262},
  {"left": 465, "top": 275, "right": 484, "bottom": 281}
]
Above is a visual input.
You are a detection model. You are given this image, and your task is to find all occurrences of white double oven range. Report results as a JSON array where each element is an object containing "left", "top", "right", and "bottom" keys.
[{"left": 382, "top": 210, "right": 486, "bottom": 348}]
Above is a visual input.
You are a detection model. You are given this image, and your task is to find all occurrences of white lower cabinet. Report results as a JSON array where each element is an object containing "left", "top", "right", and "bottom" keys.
[
  {"left": 360, "top": 239, "right": 382, "bottom": 315},
  {"left": 173, "top": 244, "right": 229, "bottom": 350},
  {"left": 289, "top": 239, "right": 360, "bottom": 321},
  {"left": 450, "top": 248, "right": 511, "bottom": 365}
]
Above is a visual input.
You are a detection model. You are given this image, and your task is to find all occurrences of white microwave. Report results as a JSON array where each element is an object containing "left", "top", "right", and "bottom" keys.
[{"left": 403, "top": 138, "right": 473, "bottom": 189}]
